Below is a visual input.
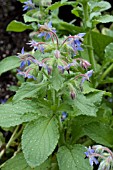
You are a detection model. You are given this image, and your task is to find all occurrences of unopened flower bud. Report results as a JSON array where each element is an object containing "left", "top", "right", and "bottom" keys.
[
  {"left": 70, "top": 90, "right": 76, "bottom": 100},
  {"left": 80, "top": 60, "right": 91, "bottom": 70},
  {"left": 54, "top": 50, "right": 60, "bottom": 59},
  {"left": 47, "top": 66, "right": 52, "bottom": 75}
]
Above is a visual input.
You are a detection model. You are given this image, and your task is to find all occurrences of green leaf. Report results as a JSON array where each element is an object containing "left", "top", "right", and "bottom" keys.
[
  {"left": 22, "top": 116, "right": 59, "bottom": 167},
  {"left": 71, "top": 92, "right": 97, "bottom": 116},
  {"left": 19, "top": 0, "right": 26, "bottom": 2},
  {"left": 13, "top": 82, "right": 47, "bottom": 103},
  {"left": 1, "top": 152, "right": 51, "bottom": 170},
  {"left": 94, "top": 15, "right": 113, "bottom": 24},
  {"left": 71, "top": 115, "right": 98, "bottom": 142},
  {"left": 105, "top": 42, "right": 113, "bottom": 61},
  {"left": 6, "top": 20, "right": 33, "bottom": 32},
  {"left": 57, "top": 21, "right": 83, "bottom": 34},
  {"left": 90, "top": 1, "right": 111, "bottom": 12},
  {"left": 84, "top": 122, "right": 113, "bottom": 147},
  {"left": 51, "top": 68, "right": 64, "bottom": 91},
  {"left": 47, "top": 1, "right": 76, "bottom": 10},
  {"left": 91, "top": 31, "right": 113, "bottom": 59},
  {"left": 0, "top": 56, "right": 20, "bottom": 75},
  {"left": 0, "top": 100, "right": 40, "bottom": 127},
  {"left": 23, "top": 14, "right": 39, "bottom": 23},
  {"left": 86, "top": 91, "right": 104, "bottom": 106},
  {"left": 57, "top": 144, "right": 92, "bottom": 170}
]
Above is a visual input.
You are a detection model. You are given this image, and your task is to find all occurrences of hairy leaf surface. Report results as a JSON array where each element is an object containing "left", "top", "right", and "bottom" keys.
[
  {"left": 22, "top": 116, "right": 59, "bottom": 167},
  {"left": 0, "top": 100, "right": 40, "bottom": 127},
  {"left": 57, "top": 144, "right": 92, "bottom": 170},
  {"left": 1, "top": 152, "right": 50, "bottom": 170}
]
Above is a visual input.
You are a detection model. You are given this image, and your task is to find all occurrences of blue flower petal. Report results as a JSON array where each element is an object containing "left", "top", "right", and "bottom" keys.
[
  {"left": 20, "top": 61, "right": 26, "bottom": 68},
  {"left": 21, "top": 47, "right": 24, "bottom": 54},
  {"left": 77, "top": 33, "right": 86, "bottom": 37}
]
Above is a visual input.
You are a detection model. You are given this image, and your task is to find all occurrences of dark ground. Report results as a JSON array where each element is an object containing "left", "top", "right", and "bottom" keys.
[{"left": 0, "top": 0, "right": 30, "bottom": 102}]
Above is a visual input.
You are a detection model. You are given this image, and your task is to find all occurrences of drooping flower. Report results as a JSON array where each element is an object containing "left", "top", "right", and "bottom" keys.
[
  {"left": 17, "top": 69, "right": 36, "bottom": 80},
  {"left": 23, "top": 0, "right": 35, "bottom": 11},
  {"left": 27, "top": 40, "right": 45, "bottom": 53},
  {"left": 85, "top": 146, "right": 99, "bottom": 166},
  {"left": 17, "top": 47, "right": 32, "bottom": 68},
  {"left": 66, "top": 33, "right": 85, "bottom": 55},
  {"left": 81, "top": 70, "right": 93, "bottom": 84},
  {"left": 38, "top": 21, "right": 56, "bottom": 40}
]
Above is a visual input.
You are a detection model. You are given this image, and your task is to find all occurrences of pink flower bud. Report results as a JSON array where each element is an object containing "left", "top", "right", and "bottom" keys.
[{"left": 54, "top": 50, "right": 60, "bottom": 59}]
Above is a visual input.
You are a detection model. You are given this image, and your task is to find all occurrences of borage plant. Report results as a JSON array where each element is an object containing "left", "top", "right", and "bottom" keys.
[
  {"left": 1, "top": 0, "right": 113, "bottom": 170},
  {"left": 0, "top": 20, "right": 97, "bottom": 169}
]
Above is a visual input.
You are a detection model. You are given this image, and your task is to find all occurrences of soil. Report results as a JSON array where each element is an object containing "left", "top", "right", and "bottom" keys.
[{"left": 0, "top": 0, "right": 30, "bottom": 102}]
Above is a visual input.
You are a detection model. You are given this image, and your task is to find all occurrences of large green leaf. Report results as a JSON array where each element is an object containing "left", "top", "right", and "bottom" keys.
[
  {"left": 83, "top": 122, "right": 113, "bottom": 147},
  {"left": 71, "top": 115, "right": 98, "bottom": 142},
  {"left": 22, "top": 116, "right": 59, "bottom": 167},
  {"left": 6, "top": 20, "right": 32, "bottom": 32},
  {"left": 1, "top": 152, "right": 50, "bottom": 170},
  {"left": 57, "top": 144, "right": 92, "bottom": 170},
  {"left": 70, "top": 92, "right": 97, "bottom": 116},
  {"left": 0, "top": 56, "right": 20, "bottom": 75},
  {"left": 91, "top": 31, "right": 113, "bottom": 59},
  {"left": 0, "top": 100, "right": 40, "bottom": 127},
  {"left": 13, "top": 82, "right": 47, "bottom": 103}
]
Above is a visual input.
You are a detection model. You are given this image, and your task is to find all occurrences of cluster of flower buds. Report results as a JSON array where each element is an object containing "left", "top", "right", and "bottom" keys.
[{"left": 85, "top": 145, "right": 113, "bottom": 170}]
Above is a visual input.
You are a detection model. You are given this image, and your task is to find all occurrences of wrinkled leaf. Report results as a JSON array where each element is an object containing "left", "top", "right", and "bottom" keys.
[
  {"left": 22, "top": 116, "right": 59, "bottom": 167},
  {"left": 70, "top": 92, "right": 98, "bottom": 116},
  {"left": 57, "top": 144, "right": 92, "bottom": 170},
  {"left": 0, "top": 100, "right": 40, "bottom": 127},
  {"left": 1, "top": 152, "right": 50, "bottom": 170},
  {"left": 13, "top": 82, "right": 47, "bottom": 103}
]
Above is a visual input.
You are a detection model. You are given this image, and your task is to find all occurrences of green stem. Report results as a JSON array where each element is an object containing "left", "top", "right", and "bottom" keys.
[
  {"left": 87, "top": 32, "right": 96, "bottom": 71},
  {"left": 82, "top": 2, "right": 89, "bottom": 29},
  {"left": 82, "top": 2, "right": 96, "bottom": 72},
  {"left": 99, "top": 63, "right": 113, "bottom": 82},
  {"left": 58, "top": 117, "right": 65, "bottom": 146},
  {"left": 0, "top": 125, "right": 20, "bottom": 159}
]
